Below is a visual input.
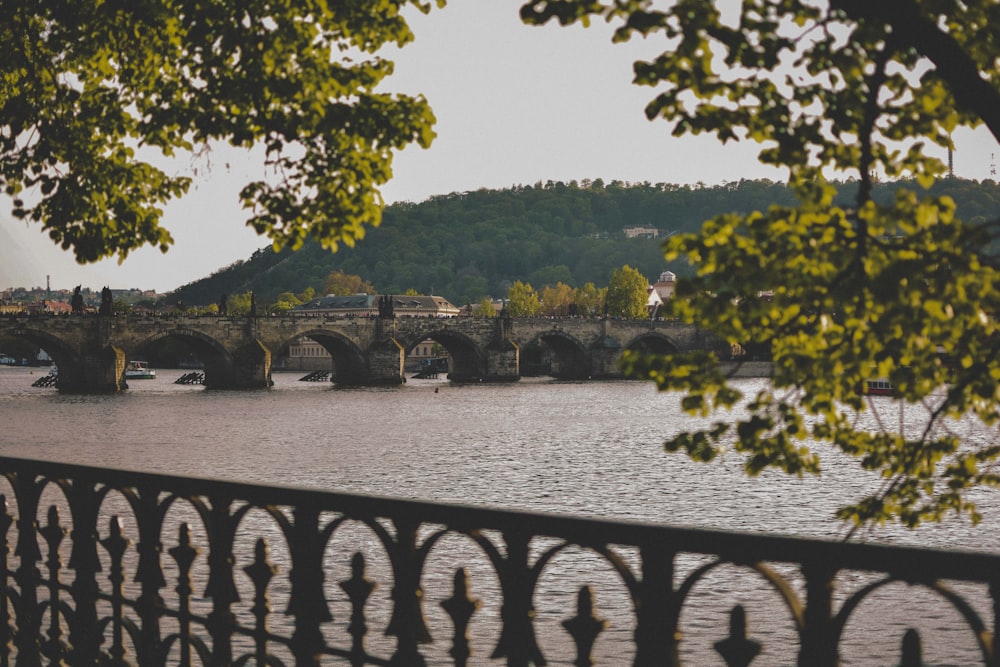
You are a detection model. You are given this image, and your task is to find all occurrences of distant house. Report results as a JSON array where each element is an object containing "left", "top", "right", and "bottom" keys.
[
  {"left": 646, "top": 288, "right": 663, "bottom": 315},
  {"left": 25, "top": 301, "right": 50, "bottom": 315},
  {"left": 623, "top": 225, "right": 660, "bottom": 239},
  {"left": 650, "top": 270, "right": 677, "bottom": 302}
]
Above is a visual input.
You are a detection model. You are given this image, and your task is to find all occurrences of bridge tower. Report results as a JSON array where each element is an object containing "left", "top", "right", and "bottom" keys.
[
  {"left": 41, "top": 315, "right": 128, "bottom": 392},
  {"left": 366, "top": 298, "right": 406, "bottom": 384},
  {"left": 484, "top": 310, "right": 520, "bottom": 382}
]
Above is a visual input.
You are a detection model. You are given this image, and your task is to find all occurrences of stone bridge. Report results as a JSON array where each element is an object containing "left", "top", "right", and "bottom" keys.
[{"left": 0, "top": 314, "right": 716, "bottom": 392}]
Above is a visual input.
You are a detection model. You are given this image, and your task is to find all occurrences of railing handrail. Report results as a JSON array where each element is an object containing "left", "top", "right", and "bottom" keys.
[{"left": 3, "top": 454, "right": 996, "bottom": 581}]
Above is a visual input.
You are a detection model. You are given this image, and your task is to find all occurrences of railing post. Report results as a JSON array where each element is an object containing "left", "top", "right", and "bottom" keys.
[
  {"left": 714, "top": 605, "right": 761, "bottom": 667},
  {"left": 563, "top": 585, "right": 607, "bottom": 667},
  {"left": 286, "top": 505, "right": 331, "bottom": 667},
  {"left": 133, "top": 488, "right": 167, "bottom": 666},
  {"left": 65, "top": 481, "right": 102, "bottom": 666},
  {"left": 387, "top": 518, "right": 430, "bottom": 667},
  {"left": 900, "top": 628, "right": 922, "bottom": 667},
  {"left": 0, "top": 496, "right": 13, "bottom": 667},
  {"left": 12, "top": 473, "right": 44, "bottom": 667},
  {"left": 491, "top": 529, "right": 543, "bottom": 667},
  {"left": 168, "top": 524, "right": 199, "bottom": 667},
  {"left": 203, "top": 497, "right": 240, "bottom": 666},
  {"left": 100, "top": 517, "right": 131, "bottom": 666},
  {"left": 634, "top": 542, "right": 679, "bottom": 666},
  {"left": 243, "top": 539, "right": 277, "bottom": 666},
  {"left": 441, "top": 567, "right": 480, "bottom": 667},
  {"left": 340, "top": 552, "right": 376, "bottom": 664},
  {"left": 39, "top": 507, "right": 68, "bottom": 666},
  {"left": 990, "top": 580, "right": 1000, "bottom": 667},
  {"left": 799, "top": 562, "right": 838, "bottom": 667}
]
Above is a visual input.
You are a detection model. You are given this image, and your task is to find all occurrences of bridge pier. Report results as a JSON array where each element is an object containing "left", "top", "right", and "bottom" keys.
[
  {"left": 57, "top": 344, "right": 126, "bottom": 393},
  {"left": 485, "top": 338, "right": 520, "bottom": 382},
  {"left": 366, "top": 338, "right": 406, "bottom": 385},
  {"left": 204, "top": 340, "right": 273, "bottom": 389},
  {"left": 589, "top": 334, "right": 625, "bottom": 380}
]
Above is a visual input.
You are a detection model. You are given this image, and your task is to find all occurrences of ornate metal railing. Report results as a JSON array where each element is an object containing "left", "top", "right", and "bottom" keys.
[{"left": 0, "top": 454, "right": 998, "bottom": 666}]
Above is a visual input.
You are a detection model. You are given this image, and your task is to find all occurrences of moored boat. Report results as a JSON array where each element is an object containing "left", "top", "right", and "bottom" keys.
[{"left": 124, "top": 361, "right": 156, "bottom": 380}]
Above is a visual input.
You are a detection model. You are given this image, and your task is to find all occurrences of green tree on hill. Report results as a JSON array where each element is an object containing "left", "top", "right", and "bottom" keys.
[
  {"left": 269, "top": 292, "right": 303, "bottom": 315},
  {"left": 323, "top": 271, "right": 376, "bottom": 297},
  {"left": 540, "top": 282, "right": 575, "bottom": 317},
  {"left": 227, "top": 292, "right": 254, "bottom": 317},
  {"left": 574, "top": 282, "right": 605, "bottom": 318},
  {"left": 471, "top": 297, "right": 498, "bottom": 318},
  {"left": 524, "top": 0, "right": 1000, "bottom": 532},
  {"left": 605, "top": 265, "right": 649, "bottom": 319},
  {"left": 506, "top": 281, "right": 542, "bottom": 317}
]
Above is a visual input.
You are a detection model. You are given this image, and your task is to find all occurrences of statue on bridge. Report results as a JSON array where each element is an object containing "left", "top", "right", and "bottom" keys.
[
  {"left": 219, "top": 293, "right": 228, "bottom": 316},
  {"left": 71, "top": 286, "right": 84, "bottom": 314},
  {"left": 98, "top": 287, "right": 113, "bottom": 316},
  {"left": 378, "top": 294, "right": 395, "bottom": 319}
]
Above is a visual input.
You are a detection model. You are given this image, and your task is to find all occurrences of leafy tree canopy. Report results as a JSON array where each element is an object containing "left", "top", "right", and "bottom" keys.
[
  {"left": 605, "top": 264, "right": 649, "bottom": 319},
  {"left": 268, "top": 286, "right": 315, "bottom": 314},
  {"left": 1, "top": 0, "right": 440, "bottom": 262},
  {"left": 226, "top": 292, "right": 254, "bottom": 316},
  {"left": 507, "top": 280, "right": 542, "bottom": 317},
  {"left": 524, "top": 0, "right": 1000, "bottom": 533},
  {"left": 471, "top": 297, "right": 498, "bottom": 318},
  {"left": 323, "top": 270, "right": 375, "bottom": 297},
  {"left": 574, "top": 281, "right": 606, "bottom": 318},
  {"left": 540, "top": 282, "right": 575, "bottom": 316}
]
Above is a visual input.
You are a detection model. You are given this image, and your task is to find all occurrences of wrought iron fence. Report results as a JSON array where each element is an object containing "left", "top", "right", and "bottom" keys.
[{"left": 0, "top": 454, "right": 998, "bottom": 666}]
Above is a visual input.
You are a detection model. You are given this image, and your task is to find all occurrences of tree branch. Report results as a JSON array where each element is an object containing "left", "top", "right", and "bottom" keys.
[{"left": 832, "top": 0, "right": 1000, "bottom": 145}]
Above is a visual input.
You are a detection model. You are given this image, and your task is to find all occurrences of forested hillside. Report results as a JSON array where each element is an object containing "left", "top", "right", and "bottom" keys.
[{"left": 167, "top": 178, "right": 1000, "bottom": 307}]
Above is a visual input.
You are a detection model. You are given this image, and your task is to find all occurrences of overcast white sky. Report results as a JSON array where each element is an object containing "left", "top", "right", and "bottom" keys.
[{"left": 2, "top": 0, "right": 998, "bottom": 293}]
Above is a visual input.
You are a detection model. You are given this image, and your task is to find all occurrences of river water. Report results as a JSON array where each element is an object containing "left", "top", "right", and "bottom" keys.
[{"left": 0, "top": 365, "right": 998, "bottom": 665}]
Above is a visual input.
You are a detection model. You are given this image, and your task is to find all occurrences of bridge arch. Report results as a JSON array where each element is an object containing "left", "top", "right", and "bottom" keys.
[
  {"left": 523, "top": 330, "right": 590, "bottom": 380},
  {"left": 399, "top": 329, "right": 485, "bottom": 382},
  {"left": 284, "top": 330, "right": 367, "bottom": 384},
  {"left": 625, "top": 332, "right": 681, "bottom": 356},
  {"left": 133, "top": 328, "right": 236, "bottom": 389},
  {"left": 6, "top": 327, "right": 85, "bottom": 389}
]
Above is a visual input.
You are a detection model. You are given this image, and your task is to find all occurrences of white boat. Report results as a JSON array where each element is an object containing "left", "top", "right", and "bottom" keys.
[{"left": 124, "top": 361, "right": 156, "bottom": 380}]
